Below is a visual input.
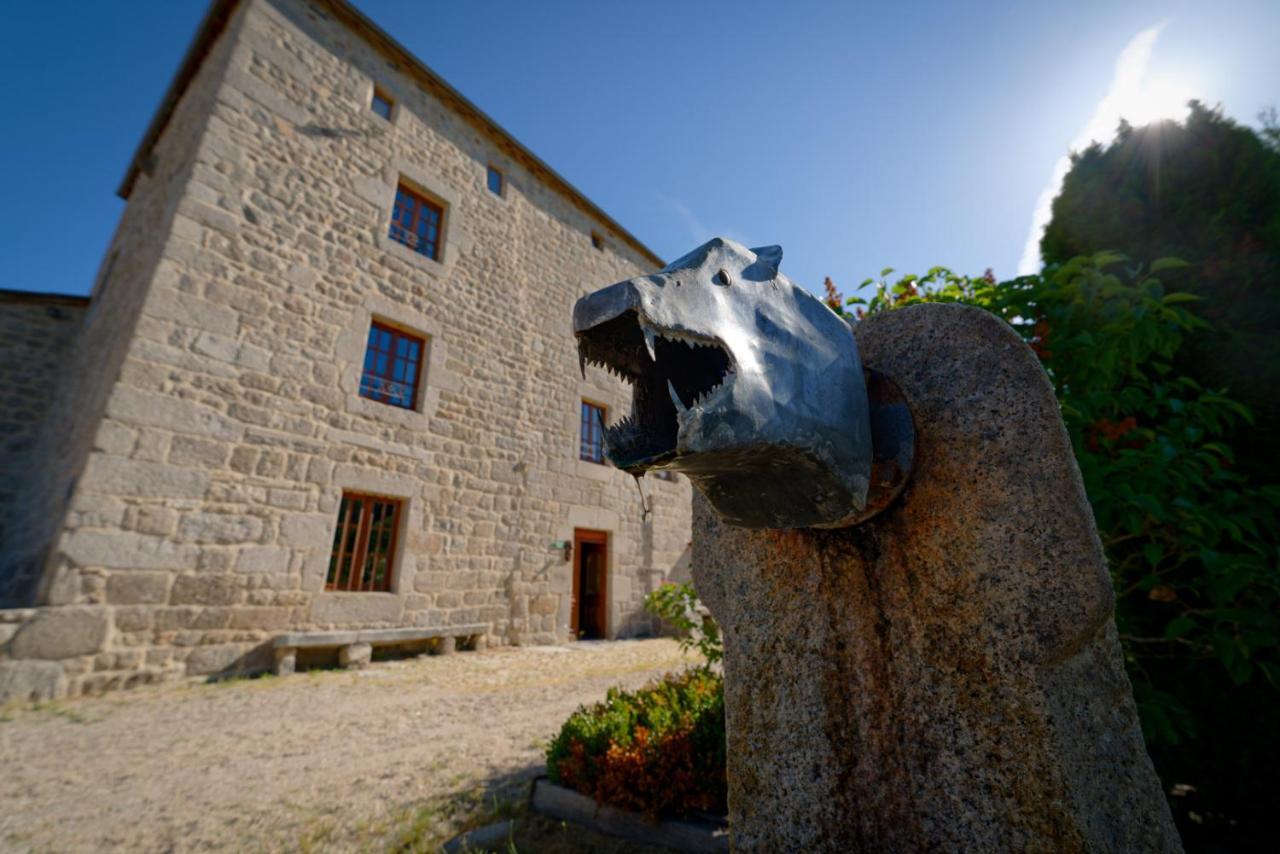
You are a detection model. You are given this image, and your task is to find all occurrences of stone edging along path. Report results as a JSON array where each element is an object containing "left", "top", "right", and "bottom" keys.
[{"left": 530, "top": 776, "right": 729, "bottom": 853}]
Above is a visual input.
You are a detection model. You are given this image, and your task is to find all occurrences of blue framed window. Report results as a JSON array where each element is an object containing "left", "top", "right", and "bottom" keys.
[
  {"left": 389, "top": 184, "right": 444, "bottom": 261},
  {"left": 580, "top": 400, "right": 607, "bottom": 463},
  {"left": 360, "top": 322, "right": 424, "bottom": 410},
  {"left": 487, "top": 165, "right": 504, "bottom": 196}
]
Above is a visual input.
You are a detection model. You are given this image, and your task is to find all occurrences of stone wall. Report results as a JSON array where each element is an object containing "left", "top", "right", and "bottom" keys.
[
  {"left": 0, "top": 292, "right": 88, "bottom": 592},
  {"left": 0, "top": 0, "right": 690, "bottom": 698}
]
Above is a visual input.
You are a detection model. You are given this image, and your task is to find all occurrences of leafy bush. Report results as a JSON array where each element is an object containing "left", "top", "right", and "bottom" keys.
[
  {"left": 545, "top": 668, "right": 727, "bottom": 817},
  {"left": 644, "top": 581, "right": 722, "bottom": 666},
  {"left": 1041, "top": 104, "right": 1280, "bottom": 482},
  {"left": 835, "top": 255, "right": 1280, "bottom": 841}
]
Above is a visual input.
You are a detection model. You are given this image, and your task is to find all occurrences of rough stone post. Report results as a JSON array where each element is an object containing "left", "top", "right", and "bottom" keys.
[
  {"left": 693, "top": 303, "right": 1180, "bottom": 852},
  {"left": 273, "top": 648, "right": 296, "bottom": 677},
  {"left": 338, "top": 642, "right": 372, "bottom": 670}
]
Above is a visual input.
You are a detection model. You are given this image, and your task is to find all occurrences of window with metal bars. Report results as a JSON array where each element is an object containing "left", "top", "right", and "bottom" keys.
[
  {"left": 360, "top": 321, "right": 425, "bottom": 410},
  {"left": 326, "top": 493, "right": 402, "bottom": 592},
  {"left": 580, "top": 400, "right": 607, "bottom": 464},
  {"left": 389, "top": 183, "right": 444, "bottom": 260}
]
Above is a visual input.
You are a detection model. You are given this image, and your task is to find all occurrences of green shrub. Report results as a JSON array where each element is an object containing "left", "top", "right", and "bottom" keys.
[
  {"left": 644, "top": 581, "right": 722, "bottom": 666},
  {"left": 545, "top": 669, "right": 727, "bottom": 817},
  {"left": 834, "top": 255, "right": 1280, "bottom": 841}
]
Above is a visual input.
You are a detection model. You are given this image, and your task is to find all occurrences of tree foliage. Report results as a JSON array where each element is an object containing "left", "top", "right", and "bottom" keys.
[
  {"left": 836, "top": 256, "right": 1280, "bottom": 842},
  {"left": 1041, "top": 103, "right": 1280, "bottom": 481}
]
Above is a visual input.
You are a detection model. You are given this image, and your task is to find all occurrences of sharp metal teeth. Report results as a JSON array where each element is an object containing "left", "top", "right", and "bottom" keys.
[
  {"left": 643, "top": 327, "right": 657, "bottom": 362},
  {"left": 667, "top": 379, "right": 687, "bottom": 416},
  {"left": 579, "top": 350, "right": 587, "bottom": 380}
]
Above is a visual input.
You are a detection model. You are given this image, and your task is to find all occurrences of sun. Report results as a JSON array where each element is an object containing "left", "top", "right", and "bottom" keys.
[{"left": 1113, "top": 77, "right": 1194, "bottom": 126}]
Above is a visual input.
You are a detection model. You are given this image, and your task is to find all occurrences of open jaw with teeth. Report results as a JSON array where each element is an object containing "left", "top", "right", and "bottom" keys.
[{"left": 576, "top": 311, "right": 733, "bottom": 471}]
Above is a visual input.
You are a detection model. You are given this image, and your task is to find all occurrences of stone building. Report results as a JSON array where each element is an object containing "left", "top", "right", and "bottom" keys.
[{"left": 0, "top": 0, "right": 691, "bottom": 701}]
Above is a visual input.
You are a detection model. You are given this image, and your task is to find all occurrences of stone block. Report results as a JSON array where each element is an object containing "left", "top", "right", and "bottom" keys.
[
  {"left": 106, "top": 572, "right": 171, "bottom": 605},
  {"left": 104, "top": 386, "right": 242, "bottom": 442},
  {"left": 9, "top": 608, "right": 109, "bottom": 660},
  {"left": 192, "top": 331, "right": 240, "bottom": 363},
  {"left": 153, "top": 606, "right": 201, "bottom": 631},
  {"left": 62, "top": 529, "right": 197, "bottom": 571},
  {"left": 169, "top": 436, "right": 229, "bottom": 469},
  {"left": 93, "top": 419, "right": 137, "bottom": 456},
  {"left": 236, "top": 546, "right": 291, "bottom": 573},
  {"left": 197, "top": 549, "right": 234, "bottom": 573},
  {"left": 132, "top": 505, "right": 177, "bottom": 536},
  {"left": 0, "top": 661, "right": 68, "bottom": 704},
  {"left": 78, "top": 455, "right": 210, "bottom": 500},
  {"left": 114, "top": 606, "right": 153, "bottom": 633},
  {"left": 145, "top": 287, "right": 239, "bottom": 336},
  {"left": 228, "top": 607, "right": 291, "bottom": 631},
  {"left": 310, "top": 593, "right": 402, "bottom": 625},
  {"left": 339, "top": 642, "right": 372, "bottom": 669},
  {"left": 177, "top": 511, "right": 264, "bottom": 544},
  {"left": 184, "top": 644, "right": 246, "bottom": 676},
  {"left": 279, "top": 514, "right": 330, "bottom": 547},
  {"left": 171, "top": 574, "right": 242, "bottom": 606},
  {"left": 67, "top": 495, "right": 128, "bottom": 529},
  {"left": 229, "top": 447, "right": 258, "bottom": 473}
]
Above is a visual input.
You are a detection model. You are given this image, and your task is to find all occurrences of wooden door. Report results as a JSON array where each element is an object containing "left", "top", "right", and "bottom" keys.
[{"left": 572, "top": 529, "right": 608, "bottom": 639}]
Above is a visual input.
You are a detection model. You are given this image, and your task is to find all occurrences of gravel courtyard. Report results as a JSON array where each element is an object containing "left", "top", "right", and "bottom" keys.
[{"left": 0, "top": 638, "right": 692, "bottom": 852}]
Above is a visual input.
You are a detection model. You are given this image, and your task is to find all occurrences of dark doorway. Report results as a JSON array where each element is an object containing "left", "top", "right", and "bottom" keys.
[{"left": 572, "top": 529, "right": 608, "bottom": 639}]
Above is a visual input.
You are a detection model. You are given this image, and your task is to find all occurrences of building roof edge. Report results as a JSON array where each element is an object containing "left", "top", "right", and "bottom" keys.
[
  {"left": 116, "top": 0, "right": 665, "bottom": 268},
  {"left": 0, "top": 288, "right": 92, "bottom": 307}
]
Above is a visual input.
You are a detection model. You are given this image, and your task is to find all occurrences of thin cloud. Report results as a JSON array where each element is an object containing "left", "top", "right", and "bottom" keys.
[
  {"left": 1017, "top": 23, "right": 1167, "bottom": 275},
  {"left": 659, "top": 194, "right": 752, "bottom": 249}
]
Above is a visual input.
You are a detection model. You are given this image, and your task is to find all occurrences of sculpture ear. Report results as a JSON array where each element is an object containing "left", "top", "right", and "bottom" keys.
[{"left": 750, "top": 245, "right": 783, "bottom": 275}]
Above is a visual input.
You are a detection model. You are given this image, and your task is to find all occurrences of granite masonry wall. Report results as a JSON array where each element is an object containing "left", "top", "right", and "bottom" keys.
[
  {"left": 0, "top": 293, "right": 89, "bottom": 566},
  {"left": 0, "top": 0, "right": 691, "bottom": 702}
]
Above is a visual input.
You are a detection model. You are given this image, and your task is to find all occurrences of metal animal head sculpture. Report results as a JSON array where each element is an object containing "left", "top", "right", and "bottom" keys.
[{"left": 573, "top": 237, "right": 872, "bottom": 528}]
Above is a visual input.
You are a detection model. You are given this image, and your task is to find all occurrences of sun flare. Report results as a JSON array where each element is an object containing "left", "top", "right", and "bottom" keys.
[{"left": 1112, "top": 77, "right": 1194, "bottom": 126}]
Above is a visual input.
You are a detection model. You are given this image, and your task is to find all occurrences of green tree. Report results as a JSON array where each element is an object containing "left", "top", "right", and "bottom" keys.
[
  {"left": 835, "top": 259, "right": 1280, "bottom": 847},
  {"left": 1041, "top": 102, "right": 1280, "bottom": 481}
]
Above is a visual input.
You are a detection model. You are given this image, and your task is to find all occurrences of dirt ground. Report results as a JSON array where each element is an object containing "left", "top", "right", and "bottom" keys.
[{"left": 0, "top": 638, "right": 693, "bottom": 852}]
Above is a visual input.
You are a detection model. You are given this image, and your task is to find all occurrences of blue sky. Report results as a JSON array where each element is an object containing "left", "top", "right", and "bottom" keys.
[{"left": 2, "top": 0, "right": 1276, "bottom": 298}]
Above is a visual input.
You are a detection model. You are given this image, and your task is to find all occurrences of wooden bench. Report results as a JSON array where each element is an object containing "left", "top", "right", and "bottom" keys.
[{"left": 271, "top": 624, "right": 487, "bottom": 675}]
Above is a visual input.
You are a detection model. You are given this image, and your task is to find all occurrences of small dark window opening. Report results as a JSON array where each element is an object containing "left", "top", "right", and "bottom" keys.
[
  {"left": 389, "top": 183, "right": 445, "bottom": 260},
  {"left": 360, "top": 321, "right": 426, "bottom": 410},
  {"left": 486, "top": 165, "right": 504, "bottom": 196},
  {"left": 326, "top": 492, "right": 402, "bottom": 592},
  {"left": 580, "top": 400, "right": 607, "bottom": 464},
  {"left": 371, "top": 88, "right": 394, "bottom": 120},
  {"left": 590, "top": 231, "right": 605, "bottom": 251}
]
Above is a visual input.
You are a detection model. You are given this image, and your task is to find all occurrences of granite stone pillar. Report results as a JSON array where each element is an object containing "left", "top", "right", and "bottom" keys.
[{"left": 693, "top": 303, "right": 1180, "bottom": 852}]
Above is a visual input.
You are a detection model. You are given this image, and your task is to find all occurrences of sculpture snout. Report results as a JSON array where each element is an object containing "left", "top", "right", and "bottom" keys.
[{"left": 572, "top": 277, "right": 644, "bottom": 334}]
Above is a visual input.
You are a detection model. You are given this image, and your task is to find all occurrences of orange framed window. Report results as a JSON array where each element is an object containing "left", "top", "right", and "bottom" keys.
[
  {"left": 326, "top": 492, "right": 402, "bottom": 592},
  {"left": 389, "top": 183, "right": 444, "bottom": 260},
  {"left": 360, "top": 321, "right": 425, "bottom": 410},
  {"left": 580, "top": 400, "right": 607, "bottom": 463}
]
